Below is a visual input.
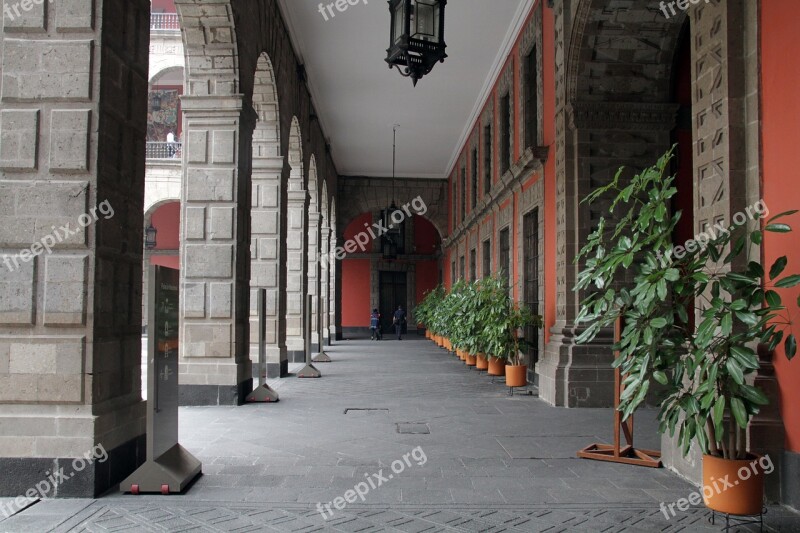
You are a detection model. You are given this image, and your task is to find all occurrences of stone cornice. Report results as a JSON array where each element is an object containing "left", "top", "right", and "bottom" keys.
[
  {"left": 443, "top": 145, "right": 549, "bottom": 248},
  {"left": 568, "top": 102, "right": 680, "bottom": 130}
]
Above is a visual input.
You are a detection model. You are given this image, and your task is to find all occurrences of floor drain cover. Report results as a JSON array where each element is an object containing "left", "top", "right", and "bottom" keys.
[
  {"left": 344, "top": 408, "right": 389, "bottom": 415},
  {"left": 397, "top": 423, "right": 430, "bottom": 434}
]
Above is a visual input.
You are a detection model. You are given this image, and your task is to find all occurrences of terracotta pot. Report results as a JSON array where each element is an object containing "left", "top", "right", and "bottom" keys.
[
  {"left": 505, "top": 365, "right": 528, "bottom": 387},
  {"left": 703, "top": 453, "right": 765, "bottom": 516},
  {"left": 476, "top": 353, "right": 488, "bottom": 370},
  {"left": 487, "top": 357, "right": 506, "bottom": 376},
  {"left": 465, "top": 353, "right": 477, "bottom": 366},
  {"left": 458, "top": 349, "right": 466, "bottom": 361}
]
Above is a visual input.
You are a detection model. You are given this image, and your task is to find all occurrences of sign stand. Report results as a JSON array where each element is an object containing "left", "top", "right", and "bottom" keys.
[
  {"left": 123, "top": 266, "right": 202, "bottom": 494},
  {"left": 298, "top": 294, "right": 321, "bottom": 378},
  {"left": 312, "top": 296, "right": 332, "bottom": 363},
  {"left": 577, "top": 318, "right": 662, "bottom": 468},
  {"left": 246, "top": 289, "right": 280, "bottom": 402}
]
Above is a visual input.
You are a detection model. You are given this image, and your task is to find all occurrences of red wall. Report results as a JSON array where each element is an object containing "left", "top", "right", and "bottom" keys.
[
  {"left": 151, "top": 0, "right": 176, "bottom": 13},
  {"left": 149, "top": 202, "right": 180, "bottom": 269},
  {"left": 761, "top": 0, "right": 800, "bottom": 452},
  {"left": 150, "top": 202, "right": 180, "bottom": 250},
  {"left": 341, "top": 259, "right": 372, "bottom": 327},
  {"left": 443, "top": 1, "right": 556, "bottom": 344},
  {"left": 414, "top": 217, "right": 439, "bottom": 255}
]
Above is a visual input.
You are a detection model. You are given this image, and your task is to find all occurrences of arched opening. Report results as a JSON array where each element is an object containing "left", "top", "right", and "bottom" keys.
[
  {"left": 147, "top": 67, "right": 185, "bottom": 160},
  {"left": 339, "top": 212, "right": 442, "bottom": 339},
  {"left": 285, "top": 117, "right": 308, "bottom": 361},
  {"left": 250, "top": 52, "right": 287, "bottom": 378},
  {"left": 307, "top": 156, "right": 322, "bottom": 352}
]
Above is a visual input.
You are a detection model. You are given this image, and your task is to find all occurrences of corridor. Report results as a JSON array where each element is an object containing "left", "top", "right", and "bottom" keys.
[{"left": 3, "top": 339, "right": 799, "bottom": 532}]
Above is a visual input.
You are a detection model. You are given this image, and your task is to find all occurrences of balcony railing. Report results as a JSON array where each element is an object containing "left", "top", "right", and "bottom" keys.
[
  {"left": 146, "top": 142, "right": 182, "bottom": 160},
  {"left": 151, "top": 13, "right": 180, "bottom": 31}
]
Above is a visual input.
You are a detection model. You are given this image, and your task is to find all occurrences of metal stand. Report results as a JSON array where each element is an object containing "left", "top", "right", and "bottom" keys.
[
  {"left": 246, "top": 289, "right": 280, "bottom": 402},
  {"left": 298, "top": 295, "right": 321, "bottom": 378},
  {"left": 577, "top": 318, "right": 662, "bottom": 468},
  {"left": 709, "top": 507, "right": 766, "bottom": 532},
  {"left": 313, "top": 294, "right": 332, "bottom": 363}
]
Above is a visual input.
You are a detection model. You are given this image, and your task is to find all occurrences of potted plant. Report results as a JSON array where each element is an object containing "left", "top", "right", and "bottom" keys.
[
  {"left": 504, "top": 303, "right": 540, "bottom": 388},
  {"left": 575, "top": 148, "right": 797, "bottom": 516}
]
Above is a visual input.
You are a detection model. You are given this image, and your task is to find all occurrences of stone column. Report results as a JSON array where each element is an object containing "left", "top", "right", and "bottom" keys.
[
  {"left": 285, "top": 189, "right": 308, "bottom": 361},
  {"left": 307, "top": 207, "right": 321, "bottom": 353},
  {"left": 662, "top": 0, "right": 753, "bottom": 486},
  {"left": 179, "top": 95, "right": 255, "bottom": 405},
  {"left": 250, "top": 140, "right": 287, "bottom": 378},
  {"left": 329, "top": 231, "right": 339, "bottom": 342},
  {"left": 0, "top": 0, "right": 150, "bottom": 496},
  {"left": 321, "top": 222, "right": 331, "bottom": 346}
]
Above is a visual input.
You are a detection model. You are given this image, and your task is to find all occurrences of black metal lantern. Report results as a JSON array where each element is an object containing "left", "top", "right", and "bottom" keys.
[
  {"left": 386, "top": 0, "right": 447, "bottom": 86},
  {"left": 144, "top": 223, "right": 158, "bottom": 250}
]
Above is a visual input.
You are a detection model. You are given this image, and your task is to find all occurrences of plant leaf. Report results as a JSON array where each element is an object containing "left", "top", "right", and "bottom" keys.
[
  {"left": 730, "top": 397, "right": 749, "bottom": 429},
  {"left": 766, "top": 223, "right": 792, "bottom": 233},
  {"left": 770, "top": 257, "right": 788, "bottom": 280},
  {"left": 776, "top": 275, "right": 800, "bottom": 289}
]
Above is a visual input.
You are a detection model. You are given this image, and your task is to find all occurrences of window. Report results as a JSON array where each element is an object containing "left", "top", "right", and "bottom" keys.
[
  {"left": 484, "top": 124, "right": 492, "bottom": 195},
  {"left": 523, "top": 209, "right": 540, "bottom": 367},
  {"left": 525, "top": 47, "right": 539, "bottom": 148},
  {"left": 452, "top": 179, "right": 457, "bottom": 229},
  {"left": 470, "top": 249, "right": 477, "bottom": 282},
  {"left": 460, "top": 166, "right": 466, "bottom": 222},
  {"left": 482, "top": 240, "right": 491, "bottom": 278},
  {"left": 499, "top": 227, "right": 511, "bottom": 291},
  {"left": 500, "top": 93, "right": 511, "bottom": 176},
  {"left": 459, "top": 255, "right": 465, "bottom": 280},
  {"left": 471, "top": 148, "right": 478, "bottom": 210}
]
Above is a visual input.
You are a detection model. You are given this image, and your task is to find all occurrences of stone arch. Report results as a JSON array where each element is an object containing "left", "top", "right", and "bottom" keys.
[
  {"left": 250, "top": 51, "right": 288, "bottom": 378},
  {"left": 285, "top": 117, "right": 308, "bottom": 360},
  {"left": 175, "top": 0, "right": 257, "bottom": 404},
  {"left": 149, "top": 65, "right": 186, "bottom": 86}
]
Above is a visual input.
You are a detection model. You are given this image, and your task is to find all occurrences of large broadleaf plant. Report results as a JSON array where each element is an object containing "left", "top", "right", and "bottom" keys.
[{"left": 575, "top": 147, "right": 797, "bottom": 460}]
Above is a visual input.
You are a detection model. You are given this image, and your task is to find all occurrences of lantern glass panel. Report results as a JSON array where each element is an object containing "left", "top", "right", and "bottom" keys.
[
  {"left": 412, "top": 0, "right": 439, "bottom": 42},
  {"left": 393, "top": 1, "right": 406, "bottom": 43}
]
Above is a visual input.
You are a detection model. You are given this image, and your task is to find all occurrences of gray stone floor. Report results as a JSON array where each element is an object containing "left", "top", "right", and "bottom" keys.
[{"left": 1, "top": 337, "right": 799, "bottom": 532}]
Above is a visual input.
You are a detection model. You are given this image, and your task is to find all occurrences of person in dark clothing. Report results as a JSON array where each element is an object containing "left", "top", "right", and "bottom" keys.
[
  {"left": 393, "top": 305, "right": 406, "bottom": 340},
  {"left": 370, "top": 309, "right": 381, "bottom": 340}
]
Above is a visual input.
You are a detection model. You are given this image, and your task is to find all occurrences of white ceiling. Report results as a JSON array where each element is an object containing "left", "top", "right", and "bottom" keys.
[{"left": 277, "top": 0, "right": 532, "bottom": 179}]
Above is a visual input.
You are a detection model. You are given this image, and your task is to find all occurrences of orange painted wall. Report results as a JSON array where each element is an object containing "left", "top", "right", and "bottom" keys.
[
  {"left": 542, "top": 4, "right": 556, "bottom": 345},
  {"left": 341, "top": 259, "right": 371, "bottom": 327},
  {"left": 761, "top": 0, "right": 800, "bottom": 452},
  {"left": 416, "top": 260, "right": 439, "bottom": 313},
  {"left": 149, "top": 201, "right": 180, "bottom": 269}
]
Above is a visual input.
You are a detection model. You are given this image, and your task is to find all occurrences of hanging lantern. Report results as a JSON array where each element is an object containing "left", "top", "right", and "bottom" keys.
[
  {"left": 385, "top": 0, "right": 447, "bottom": 86},
  {"left": 144, "top": 223, "right": 158, "bottom": 250}
]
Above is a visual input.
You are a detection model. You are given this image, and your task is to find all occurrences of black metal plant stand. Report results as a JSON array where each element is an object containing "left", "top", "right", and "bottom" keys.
[{"left": 708, "top": 507, "right": 766, "bottom": 532}]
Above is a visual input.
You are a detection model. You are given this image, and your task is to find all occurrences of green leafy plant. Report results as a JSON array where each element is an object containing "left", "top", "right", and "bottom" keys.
[
  {"left": 478, "top": 274, "right": 541, "bottom": 365},
  {"left": 575, "top": 147, "right": 797, "bottom": 460}
]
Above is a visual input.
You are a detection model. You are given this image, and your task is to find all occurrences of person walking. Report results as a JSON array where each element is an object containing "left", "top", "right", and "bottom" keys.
[
  {"left": 393, "top": 305, "right": 406, "bottom": 340},
  {"left": 370, "top": 308, "right": 381, "bottom": 340}
]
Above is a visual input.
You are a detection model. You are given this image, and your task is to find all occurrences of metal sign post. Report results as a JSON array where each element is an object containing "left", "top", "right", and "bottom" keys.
[
  {"left": 297, "top": 294, "right": 321, "bottom": 378},
  {"left": 246, "top": 288, "right": 280, "bottom": 402},
  {"left": 122, "top": 265, "right": 202, "bottom": 495},
  {"left": 313, "top": 295, "right": 332, "bottom": 363}
]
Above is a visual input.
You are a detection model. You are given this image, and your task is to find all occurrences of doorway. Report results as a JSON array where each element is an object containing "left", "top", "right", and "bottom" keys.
[{"left": 379, "top": 271, "right": 407, "bottom": 336}]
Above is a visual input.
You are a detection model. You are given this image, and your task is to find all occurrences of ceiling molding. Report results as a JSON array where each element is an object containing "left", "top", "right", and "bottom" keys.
[{"left": 443, "top": 0, "right": 536, "bottom": 180}]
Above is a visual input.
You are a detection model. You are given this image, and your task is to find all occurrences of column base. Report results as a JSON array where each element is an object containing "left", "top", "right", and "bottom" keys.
[
  {"left": 0, "top": 434, "right": 145, "bottom": 499},
  {"left": 783, "top": 451, "right": 800, "bottom": 511},
  {"left": 179, "top": 380, "right": 253, "bottom": 406},
  {"left": 539, "top": 325, "right": 615, "bottom": 407}
]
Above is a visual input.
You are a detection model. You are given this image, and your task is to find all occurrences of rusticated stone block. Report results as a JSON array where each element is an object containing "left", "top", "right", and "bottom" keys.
[
  {"left": 49, "top": 109, "right": 90, "bottom": 171},
  {"left": 43, "top": 255, "right": 87, "bottom": 325},
  {"left": 0, "top": 257, "right": 36, "bottom": 325},
  {"left": 0, "top": 109, "right": 39, "bottom": 170},
  {"left": 56, "top": 0, "right": 95, "bottom": 32},
  {"left": 184, "top": 244, "right": 232, "bottom": 278},
  {"left": 1, "top": 40, "right": 92, "bottom": 101},
  {"left": 2, "top": 0, "right": 46, "bottom": 32}
]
